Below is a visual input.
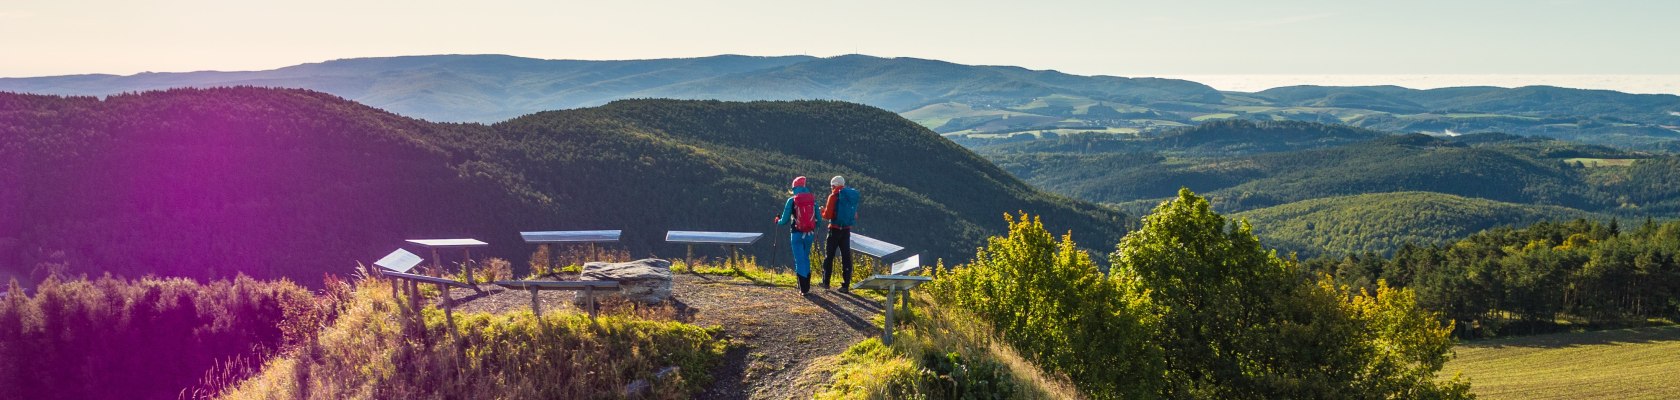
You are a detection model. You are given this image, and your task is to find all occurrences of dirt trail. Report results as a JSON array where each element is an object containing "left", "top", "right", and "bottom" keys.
[{"left": 448, "top": 272, "right": 884, "bottom": 399}]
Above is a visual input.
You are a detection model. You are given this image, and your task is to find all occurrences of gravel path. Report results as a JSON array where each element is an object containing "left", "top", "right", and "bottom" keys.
[{"left": 445, "top": 271, "right": 885, "bottom": 399}]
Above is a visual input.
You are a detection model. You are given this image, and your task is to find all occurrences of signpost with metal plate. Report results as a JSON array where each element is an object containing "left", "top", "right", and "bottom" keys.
[
  {"left": 852, "top": 275, "right": 933, "bottom": 345},
  {"left": 846, "top": 233, "right": 906, "bottom": 277},
  {"left": 665, "top": 231, "right": 762, "bottom": 271},
  {"left": 372, "top": 248, "right": 426, "bottom": 302},
  {"left": 889, "top": 254, "right": 922, "bottom": 275},
  {"left": 406, "top": 238, "right": 488, "bottom": 291},
  {"left": 849, "top": 233, "right": 904, "bottom": 259},
  {"left": 520, "top": 230, "right": 623, "bottom": 274},
  {"left": 374, "top": 248, "right": 424, "bottom": 273}
]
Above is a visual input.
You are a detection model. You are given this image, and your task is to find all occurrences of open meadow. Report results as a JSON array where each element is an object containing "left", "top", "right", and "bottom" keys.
[{"left": 1444, "top": 326, "right": 1680, "bottom": 399}]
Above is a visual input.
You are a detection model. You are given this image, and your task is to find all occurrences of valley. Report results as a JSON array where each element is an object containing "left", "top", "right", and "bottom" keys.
[
  {"left": 2, "top": 55, "right": 1678, "bottom": 400},
  {"left": 7, "top": 0, "right": 1679, "bottom": 397}
]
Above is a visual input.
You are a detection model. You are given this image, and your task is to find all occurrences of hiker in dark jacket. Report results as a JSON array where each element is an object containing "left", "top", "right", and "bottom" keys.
[
  {"left": 775, "top": 176, "right": 818, "bottom": 294},
  {"left": 820, "top": 175, "right": 860, "bottom": 292}
]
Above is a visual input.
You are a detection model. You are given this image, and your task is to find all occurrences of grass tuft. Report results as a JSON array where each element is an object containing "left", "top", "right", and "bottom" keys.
[
  {"left": 220, "top": 278, "right": 725, "bottom": 399},
  {"left": 811, "top": 293, "right": 1083, "bottom": 400}
]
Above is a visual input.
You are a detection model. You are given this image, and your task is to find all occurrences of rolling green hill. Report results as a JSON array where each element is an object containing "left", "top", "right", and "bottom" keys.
[
  {"left": 988, "top": 120, "right": 1680, "bottom": 256},
  {"left": 991, "top": 121, "right": 1652, "bottom": 211},
  {"left": 1236, "top": 192, "right": 1597, "bottom": 256},
  {"left": 0, "top": 87, "right": 1126, "bottom": 285}
]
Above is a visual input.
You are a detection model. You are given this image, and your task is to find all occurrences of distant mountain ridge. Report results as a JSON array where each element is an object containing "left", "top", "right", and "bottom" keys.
[
  {"left": 0, "top": 55, "right": 818, "bottom": 122},
  {"left": 3, "top": 54, "right": 1677, "bottom": 150},
  {"left": 0, "top": 54, "right": 1218, "bottom": 123}
]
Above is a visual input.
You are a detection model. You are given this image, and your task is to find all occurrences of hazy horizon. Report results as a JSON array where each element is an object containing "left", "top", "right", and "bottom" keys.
[
  {"left": 3, "top": 0, "right": 1677, "bottom": 78},
  {"left": 1152, "top": 74, "right": 1680, "bottom": 95},
  {"left": 6, "top": 52, "right": 1680, "bottom": 96}
]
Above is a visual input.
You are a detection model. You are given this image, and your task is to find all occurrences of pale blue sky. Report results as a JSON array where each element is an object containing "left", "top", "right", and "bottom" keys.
[{"left": 1, "top": 0, "right": 1675, "bottom": 78}]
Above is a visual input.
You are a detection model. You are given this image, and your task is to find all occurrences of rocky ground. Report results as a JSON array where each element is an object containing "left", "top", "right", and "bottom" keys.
[{"left": 446, "top": 271, "right": 884, "bottom": 399}]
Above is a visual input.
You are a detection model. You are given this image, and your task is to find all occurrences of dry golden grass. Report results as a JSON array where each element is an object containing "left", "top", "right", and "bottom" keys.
[
  {"left": 219, "top": 278, "right": 724, "bottom": 399},
  {"left": 810, "top": 292, "right": 1084, "bottom": 399},
  {"left": 1444, "top": 326, "right": 1680, "bottom": 399}
]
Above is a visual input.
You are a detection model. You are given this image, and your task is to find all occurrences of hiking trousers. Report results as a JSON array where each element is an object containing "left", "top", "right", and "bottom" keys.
[
  {"left": 821, "top": 226, "right": 852, "bottom": 288},
  {"left": 790, "top": 230, "right": 814, "bottom": 293}
]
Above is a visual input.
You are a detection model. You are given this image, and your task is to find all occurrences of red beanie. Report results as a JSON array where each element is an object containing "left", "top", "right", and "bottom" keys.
[{"left": 791, "top": 176, "right": 807, "bottom": 188}]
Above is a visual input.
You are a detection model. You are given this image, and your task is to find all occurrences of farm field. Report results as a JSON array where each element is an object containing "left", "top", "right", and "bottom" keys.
[
  {"left": 1565, "top": 157, "right": 1640, "bottom": 167},
  {"left": 1443, "top": 326, "right": 1680, "bottom": 399},
  {"left": 1190, "top": 112, "right": 1237, "bottom": 121}
]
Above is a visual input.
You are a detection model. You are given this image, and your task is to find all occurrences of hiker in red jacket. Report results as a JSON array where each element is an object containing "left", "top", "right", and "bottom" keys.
[
  {"left": 775, "top": 176, "right": 818, "bottom": 294},
  {"left": 820, "top": 175, "right": 860, "bottom": 293}
]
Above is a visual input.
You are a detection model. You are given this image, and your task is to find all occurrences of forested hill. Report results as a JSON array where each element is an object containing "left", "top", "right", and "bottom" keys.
[
  {"left": 1235, "top": 192, "right": 1598, "bottom": 256},
  {"left": 988, "top": 120, "right": 1680, "bottom": 256},
  {"left": 0, "top": 87, "right": 1125, "bottom": 285}
]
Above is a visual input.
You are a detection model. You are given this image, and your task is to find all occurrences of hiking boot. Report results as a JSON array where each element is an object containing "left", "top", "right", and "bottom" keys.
[{"left": 838, "top": 286, "right": 850, "bottom": 294}]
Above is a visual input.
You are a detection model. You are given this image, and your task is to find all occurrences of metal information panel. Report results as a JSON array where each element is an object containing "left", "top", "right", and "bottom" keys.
[
  {"left": 665, "top": 231, "right": 762, "bottom": 245},
  {"left": 849, "top": 233, "right": 904, "bottom": 258},
  {"left": 405, "top": 238, "right": 488, "bottom": 292},
  {"left": 889, "top": 254, "right": 922, "bottom": 275},
  {"left": 521, "top": 230, "right": 622, "bottom": 243},
  {"left": 374, "top": 248, "right": 424, "bottom": 273},
  {"left": 406, "top": 238, "right": 489, "bottom": 248}
]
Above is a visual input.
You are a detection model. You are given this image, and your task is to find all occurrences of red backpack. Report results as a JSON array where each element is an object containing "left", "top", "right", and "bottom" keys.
[{"left": 793, "top": 192, "right": 816, "bottom": 232}]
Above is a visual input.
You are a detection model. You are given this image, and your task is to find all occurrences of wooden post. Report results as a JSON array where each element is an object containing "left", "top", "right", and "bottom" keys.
[
  {"left": 729, "top": 245, "right": 740, "bottom": 272},
  {"left": 901, "top": 288, "right": 911, "bottom": 312},
  {"left": 530, "top": 287, "right": 542, "bottom": 316},
  {"left": 883, "top": 286, "right": 897, "bottom": 345},
  {"left": 541, "top": 244, "right": 554, "bottom": 275},
  {"left": 439, "top": 283, "right": 457, "bottom": 338},
  {"left": 586, "top": 285, "right": 598, "bottom": 320},
  {"left": 430, "top": 248, "right": 442, "bottom": 275},
  {"left": 462, "top": 248, "right": 476, "bottom": 287},
  {"left": 407, "top": 281, "right": 420, "bottom": 311}
]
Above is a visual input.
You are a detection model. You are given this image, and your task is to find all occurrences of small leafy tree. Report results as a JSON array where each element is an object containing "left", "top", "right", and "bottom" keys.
[
  {"left": 928, "top": 212, "right": 1162, "bottom": 399},
  {"left": 1110, "top": 188, "right": 1468, "bottom": 399},
  {"left": 1335, "top": 279, "right": 1472, "bottom": 399}
]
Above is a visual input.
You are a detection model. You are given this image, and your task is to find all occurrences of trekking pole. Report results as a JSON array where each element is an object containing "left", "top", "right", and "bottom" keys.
[{"left": 769, "top": 222, "right": 780, "bottom": 269}]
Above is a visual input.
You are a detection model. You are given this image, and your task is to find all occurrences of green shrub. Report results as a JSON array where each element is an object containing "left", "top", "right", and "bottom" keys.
[
  {"left": 1110, "top": 188, "right": 1469, "bottom": 398},
  {"left": 0, "top": 274, "right": 323, "bottom": 400},
  {"left": 924, "top": 212, "right": 1162, "bottom": 399}
]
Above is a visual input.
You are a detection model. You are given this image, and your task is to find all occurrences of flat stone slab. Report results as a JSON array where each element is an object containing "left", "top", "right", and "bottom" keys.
[{"left": 578, "top": 258, "right": 673, "bottom": 304}]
